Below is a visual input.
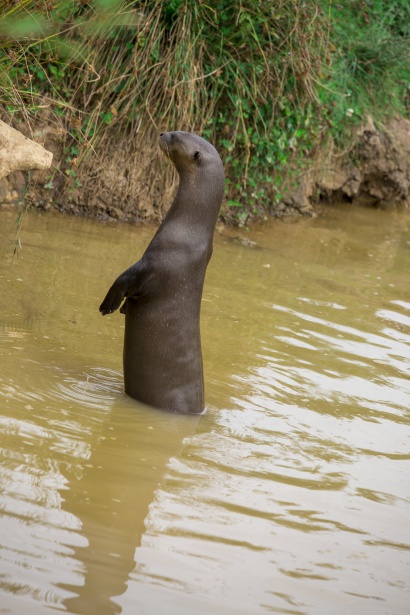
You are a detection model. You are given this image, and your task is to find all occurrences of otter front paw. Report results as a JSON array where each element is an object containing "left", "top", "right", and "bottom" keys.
[{"left": 99, "top": 283, "right": 125, "bottom": 315}]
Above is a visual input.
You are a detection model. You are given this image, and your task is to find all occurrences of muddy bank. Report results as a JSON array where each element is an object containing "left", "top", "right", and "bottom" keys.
[
  {"left": 1, "top": 117, "right": 409, "bottom": 223},
  {"left": 283, "top": 116, "right": 410, "bottom": 217}
]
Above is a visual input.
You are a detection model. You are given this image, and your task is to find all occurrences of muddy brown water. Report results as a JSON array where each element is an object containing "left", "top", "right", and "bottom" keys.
[{"left": 0, "top": 205, "right": 409, "bottom": 615}]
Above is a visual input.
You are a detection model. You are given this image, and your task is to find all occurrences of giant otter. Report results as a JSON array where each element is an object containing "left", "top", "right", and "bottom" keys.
[{"left": 99, "top": 131, "right": 224, "bottom": 414}]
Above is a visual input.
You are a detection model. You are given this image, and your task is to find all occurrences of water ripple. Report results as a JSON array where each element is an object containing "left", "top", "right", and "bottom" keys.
[{"left": 51, "top": 367, "right": 123, "bottom": 410}]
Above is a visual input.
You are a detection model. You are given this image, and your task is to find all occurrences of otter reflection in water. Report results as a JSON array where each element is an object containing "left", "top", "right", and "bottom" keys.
[{"left": 59, "top": 396, "right": 199, "bottom": 615}]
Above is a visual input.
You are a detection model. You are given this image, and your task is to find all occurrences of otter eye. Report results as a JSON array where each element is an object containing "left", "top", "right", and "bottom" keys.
[{"left": 193, "top": 151, "right": 201, "bottom": 161}]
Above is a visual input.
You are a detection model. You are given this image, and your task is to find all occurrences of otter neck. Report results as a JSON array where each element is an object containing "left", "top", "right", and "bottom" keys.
[{"left": 164, "top": 169, "right": 223, "bottom": 233}]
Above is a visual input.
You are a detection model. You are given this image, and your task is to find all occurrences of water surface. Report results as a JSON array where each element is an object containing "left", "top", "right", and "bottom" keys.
[{"left": 0, "top": 204, "right": 409, "bottom": 614}]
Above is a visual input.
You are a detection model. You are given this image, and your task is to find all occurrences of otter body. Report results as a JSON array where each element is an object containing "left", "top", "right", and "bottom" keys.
[{"left": 99, "top": 131, "right": 224, "bottom": 414}]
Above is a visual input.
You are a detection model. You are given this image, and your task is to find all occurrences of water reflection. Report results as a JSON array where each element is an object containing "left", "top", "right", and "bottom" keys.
[{"left": 53, "top": 371, "right": 199, "bottom": 614}]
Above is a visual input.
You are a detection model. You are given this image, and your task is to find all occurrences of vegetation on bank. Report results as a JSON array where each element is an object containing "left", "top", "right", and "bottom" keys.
[{"left": 0, "top": 0, "right": 409, "bottom": 223}]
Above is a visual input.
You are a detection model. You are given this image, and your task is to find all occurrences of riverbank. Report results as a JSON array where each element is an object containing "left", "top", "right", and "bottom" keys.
[
  {"left": 1, "top": 115, "right": 409, "bottom": 225},
  {"left": 1, "top": 1, "right": 409, "bottom": 224}
]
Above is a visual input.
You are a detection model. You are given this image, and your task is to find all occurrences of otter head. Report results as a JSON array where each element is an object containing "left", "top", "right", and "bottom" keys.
[{"left": 159, "top": 131, "right": 223, "bottom": 179}]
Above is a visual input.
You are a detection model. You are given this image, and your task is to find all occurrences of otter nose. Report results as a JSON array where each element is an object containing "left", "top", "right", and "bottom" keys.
[{"left": 160, "top": 132, "right": 164, "bottom": 136}]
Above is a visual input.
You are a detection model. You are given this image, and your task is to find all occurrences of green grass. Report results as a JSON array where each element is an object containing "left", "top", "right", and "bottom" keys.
[{"left": 319, "top": 0, "right": 410, "bottom": 139}]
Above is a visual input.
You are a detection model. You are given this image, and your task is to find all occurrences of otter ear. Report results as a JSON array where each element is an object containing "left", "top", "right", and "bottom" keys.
[{"left": 193, "top": 150, "right": 201, "bottom": 161}]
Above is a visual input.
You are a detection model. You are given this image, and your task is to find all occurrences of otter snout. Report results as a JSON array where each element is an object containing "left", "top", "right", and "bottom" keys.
[{"left": 159, "top": 131, "right": 174, "bottom": 157}]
